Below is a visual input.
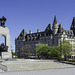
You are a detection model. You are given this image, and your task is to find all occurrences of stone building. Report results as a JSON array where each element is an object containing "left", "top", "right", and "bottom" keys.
[{"left": 15, "top": 16, "right": 75, "bottom": 58}]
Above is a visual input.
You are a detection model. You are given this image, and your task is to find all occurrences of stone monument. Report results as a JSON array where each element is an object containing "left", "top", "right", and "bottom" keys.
[{"left": 0, "top": 16, "right": 12, "bottom": 59}]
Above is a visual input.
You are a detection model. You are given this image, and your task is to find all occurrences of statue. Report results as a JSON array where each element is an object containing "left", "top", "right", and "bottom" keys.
[
  {"left": 0, "top": 43, "right": 8, "bottom": 52},
  {"left": 0, "top": 16, "right": 6, "bottom": 27}
]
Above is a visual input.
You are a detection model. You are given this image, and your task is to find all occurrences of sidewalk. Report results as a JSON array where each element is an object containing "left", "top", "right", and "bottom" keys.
[{"left": 0, "top": 68, "right": 75, "bottom": 75}]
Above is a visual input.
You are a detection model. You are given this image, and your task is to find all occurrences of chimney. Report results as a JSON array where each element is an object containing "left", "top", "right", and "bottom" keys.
[
  {"left": 37, "top": 29, "right": 40, "bottom": 32},
  {"left": 29, "top": 30, "right": 32, "bottom": 34}
]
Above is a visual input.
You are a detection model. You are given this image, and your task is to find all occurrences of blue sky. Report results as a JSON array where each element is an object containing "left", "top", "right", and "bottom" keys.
[{"left": 0, "top": 0, "right": 75, "bottom": 51}]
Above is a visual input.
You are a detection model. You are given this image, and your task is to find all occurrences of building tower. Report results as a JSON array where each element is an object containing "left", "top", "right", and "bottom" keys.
[
  {"left": 52, "top": 16, "right": 58, "bottom": 35},
  {"left": 70, "top": 17, "right": 75, "bottom": 35},
  {"left": 58, "top": 24, "right": 63, "bottom": 33}
]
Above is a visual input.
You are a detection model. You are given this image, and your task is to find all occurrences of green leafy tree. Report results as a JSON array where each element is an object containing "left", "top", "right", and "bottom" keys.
[
  {"left": 35, "top": 43, "right": 49, "bottom": 58},
  {"left": 35, "top": 43, "right": 61, "bottom": 59},
  {"left": 39, "top": 45, "right": 50, "bottom": 58},
  {"left": 48, "top": 46, "right": 61, "bottom": 58},
  {"left": 35, "top": 43, "right": 45, "bottom": 56},
  {"left": 60, "top": 40, "right": 72, "bottom": 60}
]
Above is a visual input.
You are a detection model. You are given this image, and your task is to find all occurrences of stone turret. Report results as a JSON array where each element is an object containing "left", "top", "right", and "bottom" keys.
[
  {"left": 53, "top": 16, "right": 58, "bottom": 25},
  {"left": 58, "top": 24, "right": 63, "bottom": 33},
  {"left": 70, "top": 17, "right": 75, "bottom": 35},
  {"left": 52, "top": 16, "right": 58, "bottom": 35}
]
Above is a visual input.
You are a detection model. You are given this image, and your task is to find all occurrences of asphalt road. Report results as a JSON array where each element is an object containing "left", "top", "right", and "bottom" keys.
[{"left": 0, "top": 68, "right": 75, "bottom": 75}]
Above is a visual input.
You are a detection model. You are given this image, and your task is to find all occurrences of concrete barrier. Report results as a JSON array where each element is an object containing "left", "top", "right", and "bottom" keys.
[{"left": 0, "top": 64, "right": 7, "bottom": 71}]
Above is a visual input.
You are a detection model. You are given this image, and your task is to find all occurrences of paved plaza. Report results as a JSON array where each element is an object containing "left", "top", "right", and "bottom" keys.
[
  {"left": 0, "top": 59, "right": 74, "bottom": 75},
  {"left": 1, "top": 59, "right": 75, "bottom": 72}
]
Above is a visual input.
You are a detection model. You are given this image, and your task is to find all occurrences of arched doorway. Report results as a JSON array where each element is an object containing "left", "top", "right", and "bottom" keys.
[{"left": 0, "top": 35, "right": 6, "bottom": 45}]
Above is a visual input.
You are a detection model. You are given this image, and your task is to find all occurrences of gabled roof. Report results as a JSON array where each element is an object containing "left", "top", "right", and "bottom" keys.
[
  {"left": 65, "top": 30, "right": 74, "bottom": 35},
  {"left": 17, "top": 29, "right": 27, "bottom": 40}
]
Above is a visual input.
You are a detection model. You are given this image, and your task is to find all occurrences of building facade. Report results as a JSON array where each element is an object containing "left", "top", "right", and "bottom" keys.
[{"left": 15, "top": 16, "right": 75, "bottom": 58}]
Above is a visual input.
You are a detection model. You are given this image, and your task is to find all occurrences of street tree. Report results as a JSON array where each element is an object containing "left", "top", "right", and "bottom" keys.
[
  {"left": 35, "top": 43, "right": 61, "bottom": 59},
  {"left": 20, "top": 44, "right": 33, "bottom": 58},
  {"left": 60, "top": 40, "right": 72, "bottom": 60},
  {"left": 35, "top": 43, "right": 49, "bottom": 58},
  {"left": 48, "top": 46, "right": 61, "bottom": 58}
]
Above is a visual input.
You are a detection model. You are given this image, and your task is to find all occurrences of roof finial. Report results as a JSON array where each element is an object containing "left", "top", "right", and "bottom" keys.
[{"left": 53, "top": 16, "right": 58, "bottom": 25}]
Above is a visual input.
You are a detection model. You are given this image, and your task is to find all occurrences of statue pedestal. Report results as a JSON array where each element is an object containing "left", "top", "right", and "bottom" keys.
[
  {"left": 0, "top": 26, "right": 12, "bottom": 59},
  {"left": 2, "top": 52, "right": 12, "bottom": 59}
]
